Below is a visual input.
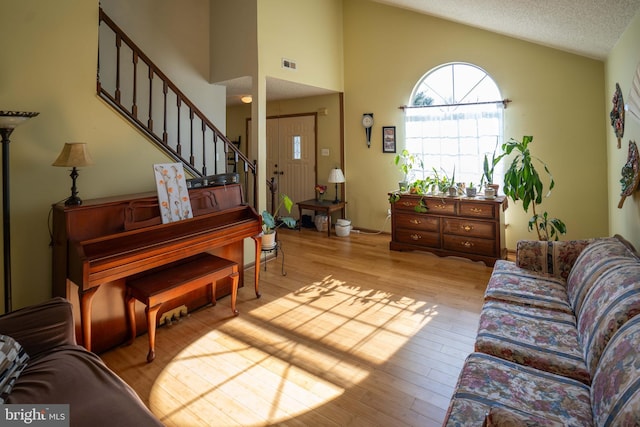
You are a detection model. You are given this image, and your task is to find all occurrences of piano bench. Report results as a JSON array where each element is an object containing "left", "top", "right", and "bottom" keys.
[{"left": 125, "top": 253, "right": 239, "bottom": 362}]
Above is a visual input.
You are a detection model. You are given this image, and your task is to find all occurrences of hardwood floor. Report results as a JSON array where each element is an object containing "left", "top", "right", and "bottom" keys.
[{"left": 101, "top": 228, "right": 492, "bottom": 426}]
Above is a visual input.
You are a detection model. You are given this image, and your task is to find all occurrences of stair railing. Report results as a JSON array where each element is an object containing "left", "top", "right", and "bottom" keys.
[{"left": 97, "top": 8, "right": 258, "bottom": 207}]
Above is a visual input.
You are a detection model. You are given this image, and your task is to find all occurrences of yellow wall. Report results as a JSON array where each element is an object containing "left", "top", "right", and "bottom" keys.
[
  {"left": 606, "top": 10, "right": 640, "bottom": 247},
  {"left": 343, "top": 0, "right": 608, "bottom": 247},
  {"left": 0, "top": 0, "right": 224, "bottom": 310},
  {"left": 258, "top": 0, "right": 344, "bottom": 92},
  {"left": 210, "top": 0, "right": 257, "bottom": 83}
]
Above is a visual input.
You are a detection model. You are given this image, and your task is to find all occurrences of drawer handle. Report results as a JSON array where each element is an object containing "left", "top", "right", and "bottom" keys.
[
  {"left": 409, "top": 219, "right": 422, "bottom": 225},
  {"left": 402, "top": 201, "right": 413, "bottom": 207},
  {"left": 462, "top": 225, "right": 474, "bottom": 232},
  {"left": 410, "top": 234, "right": 422, "bottom": 241},
  {"left": 434, "top": 204, "right": 447, "bottom": 209},
  {"left": 470, "top": 207, "right": 483, "bottom": 213},
  {"left": 461, "top": 241, "right": 474, "bottom": 248}
]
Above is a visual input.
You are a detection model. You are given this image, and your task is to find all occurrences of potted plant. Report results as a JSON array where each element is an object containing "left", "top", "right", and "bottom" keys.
[
  {"left": 261, "top": 194, "right": 297, "bottom": 248},
  {"left": 501, "top": 135, "right": 566, "bottom": 241},
  {"left": 466, "top": 182, "right": 477, "bottom": 197},
  {"left": 481, "top": 139, "right": 504, "bottom": 193},
  {"left": 431, "top": 167, "right": 455, "bottom": 195},
  {"left": 394, "top": 149, "right": 423, "bottom": 192}
]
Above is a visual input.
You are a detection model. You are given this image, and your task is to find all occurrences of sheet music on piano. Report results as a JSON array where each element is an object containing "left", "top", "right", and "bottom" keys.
[{"left": 153, "top": 163, "right": 193, "bottom": 223}]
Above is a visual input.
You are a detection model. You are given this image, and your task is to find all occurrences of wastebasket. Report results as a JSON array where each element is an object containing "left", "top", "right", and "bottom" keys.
[{"left": 335, "top": 219, "right": 351, "bottom": 237}]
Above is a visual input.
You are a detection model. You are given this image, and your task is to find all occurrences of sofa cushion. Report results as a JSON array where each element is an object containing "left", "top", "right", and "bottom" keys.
[
  {"left": 591, "top": 314, "right": 640, "bottom": 426},
  {"left": 516, "top": 239, "right": 593, "bottom": 280},
  {"left": 566, "top": 238, "right": 636, "bottom": 315},
  {"left": 475, "top": 300, "right": 590, "bottom": 384},
  {"left": 7, "top": 345, "right": 163, "bottom": 427},
  {"left": 483, "top": 406, "right": 564, "bottom": 427},
  {"left": 0, "top": 297, "right": 75, "bottom": 359},
  {"left": 0, "top": 335, "right": 29, "bottom": 403},
  {"left": 577, "top": 258, "right": 640, "bottom": 376},
  {"left": 443, "top": 353, "right": 593, "bottom": 427},
  {"left": 484, "top": 260, "right": 572, "bottom": 313}
]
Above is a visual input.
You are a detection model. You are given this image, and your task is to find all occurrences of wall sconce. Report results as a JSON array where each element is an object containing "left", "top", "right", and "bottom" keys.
[
  {"left": 0, "top": 110, "right": 39, "bottom": 313},
  {"left": 240, "top": 95, "right": 252, "bottom": 104},
  {"left": 52, "top": 143, "right": 94, "bottom": 206},
  {"left": 327, "top": 167, "right": 345, "bottom": 204}
]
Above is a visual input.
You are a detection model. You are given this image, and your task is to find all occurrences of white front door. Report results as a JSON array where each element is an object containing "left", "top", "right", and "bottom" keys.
[{"left": 266, "top": 115, "right": 316, "bottom": 218}]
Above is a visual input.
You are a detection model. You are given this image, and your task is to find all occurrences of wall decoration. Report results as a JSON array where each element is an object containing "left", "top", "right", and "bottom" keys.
[
  {"left": 628, "top": 64, "right": 640, "bottom": 124},
  {"left": 610, "top": 83, "right": 625, "bottom": 148},
  {"left": 618, "top": 140, "right": 639, "bottom": 208},
  {"left": 153, "top": 163, "right": 193, "bottom": 223},
  {"left": 362, "top": 113, "right": 374, "bottom": 148},
  {"left": 382, "top": 126, "right": 396, "bottom": 153}
]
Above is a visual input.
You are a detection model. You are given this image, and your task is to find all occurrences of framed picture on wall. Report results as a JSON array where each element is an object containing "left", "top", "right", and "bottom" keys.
[{"left": 382, "top": 126, "right": 396, "bottom": 153}]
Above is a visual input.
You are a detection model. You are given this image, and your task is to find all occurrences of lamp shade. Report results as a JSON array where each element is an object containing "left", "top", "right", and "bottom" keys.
[
  {"left": 52, "top": 143, "right": 94, "bottom": 167},
  {"left": 0, "top": 111, "right": 39, "bottom": 129},
  {"left": 327, "top": 168, "right": 345, "bottom": 184}
]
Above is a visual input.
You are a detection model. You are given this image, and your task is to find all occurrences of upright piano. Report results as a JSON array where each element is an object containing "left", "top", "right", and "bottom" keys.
[{"left": 52, "top": 184, "right": 262, "bottom": 353}]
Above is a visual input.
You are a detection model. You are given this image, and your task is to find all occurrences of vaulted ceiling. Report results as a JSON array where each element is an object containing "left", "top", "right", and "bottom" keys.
[{"left": 224, "top": 0, "right": 640, "bottom": 105}]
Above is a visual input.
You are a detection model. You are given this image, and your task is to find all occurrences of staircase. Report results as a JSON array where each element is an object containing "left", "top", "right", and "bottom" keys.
[{"left": 96, "top": 9, "right": 258, "bottom": 207}]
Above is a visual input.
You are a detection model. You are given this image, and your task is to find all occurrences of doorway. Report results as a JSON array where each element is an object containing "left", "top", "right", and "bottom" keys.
[{"left": 248, "top": 114, "right": 317, "bottom": 218}]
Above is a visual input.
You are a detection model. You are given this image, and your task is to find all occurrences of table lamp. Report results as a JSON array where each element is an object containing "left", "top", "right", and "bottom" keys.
[
  {"left": 52, "top": 143, "right": 94, "bottom": 206},
  {"left": 327, "top": 167, "right": 345, "bottom": 204}
]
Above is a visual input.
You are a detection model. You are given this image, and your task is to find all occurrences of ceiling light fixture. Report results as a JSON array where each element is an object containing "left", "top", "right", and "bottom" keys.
[{"left": 240, "top": 95, "right": 252, "bottom": 104}]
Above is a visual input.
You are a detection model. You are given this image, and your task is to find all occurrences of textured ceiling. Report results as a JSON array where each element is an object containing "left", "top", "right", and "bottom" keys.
[
  {"left": 223, "top": 0, "right": 640, "bottom": 105},
  {"left": 373, "top": 0, "right": 640, "bottom": 59}
]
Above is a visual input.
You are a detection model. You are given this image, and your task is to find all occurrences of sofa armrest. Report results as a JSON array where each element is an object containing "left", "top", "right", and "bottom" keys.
[
  {"left": 0, "top": 297, "right": 76, "bottom": 359},
  {"left": 516, "top": 239, "right": 594, "bottom": 280}
]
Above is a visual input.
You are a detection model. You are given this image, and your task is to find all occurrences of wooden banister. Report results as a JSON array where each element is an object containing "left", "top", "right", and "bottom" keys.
[{"left": 97, "top": 8, "right": 259, "bottom": 208}]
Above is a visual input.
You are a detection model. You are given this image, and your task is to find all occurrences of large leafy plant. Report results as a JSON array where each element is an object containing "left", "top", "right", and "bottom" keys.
[
  {"left": 502, "top": 135, "right": 566, "bottom": 241},
  {"left": 262, "top": 194, "right": 297, "bottom": 234}
]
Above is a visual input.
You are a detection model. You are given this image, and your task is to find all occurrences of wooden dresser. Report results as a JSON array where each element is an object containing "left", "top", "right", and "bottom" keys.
[{"left": 389, "top": 193, "right": 508, "bottom": 266}]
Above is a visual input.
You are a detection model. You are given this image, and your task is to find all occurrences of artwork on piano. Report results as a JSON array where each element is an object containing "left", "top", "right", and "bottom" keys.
[{"left": 153, "top": 163, "right": 193, "bottom": 223}]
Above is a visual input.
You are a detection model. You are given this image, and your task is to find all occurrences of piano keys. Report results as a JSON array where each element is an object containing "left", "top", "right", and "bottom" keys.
[{"left": 52, "top": 184, "right": 262, "bottom": 353}]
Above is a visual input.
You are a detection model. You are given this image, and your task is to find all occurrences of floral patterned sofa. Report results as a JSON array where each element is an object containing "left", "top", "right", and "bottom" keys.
[{"left": 443, "top": 236, "right": 640, "bottom": 426}]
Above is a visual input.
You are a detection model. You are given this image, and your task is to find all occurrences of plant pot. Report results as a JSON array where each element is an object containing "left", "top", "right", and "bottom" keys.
[
  {"left": 448, "top": 187, "right": 457, "bottom": 196},
  {"left": 466, "top": 187, "right": 477, "bottom": 197},
  {"left": 487, "top": 183, "right": 499, "bottom": 194},
  {"left": 399, "top": 181, "right": 408, "bottom": 192},
  {"left": 484, "top": 187, "right": 496, "bottom": 199},
  {"left": 262, "top": 231, "right": 277, "bottom": 249}
]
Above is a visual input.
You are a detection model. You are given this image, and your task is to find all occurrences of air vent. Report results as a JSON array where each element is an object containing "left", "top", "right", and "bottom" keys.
[{"left": 282, "top": 58, "right": 297, "bottom": 70}]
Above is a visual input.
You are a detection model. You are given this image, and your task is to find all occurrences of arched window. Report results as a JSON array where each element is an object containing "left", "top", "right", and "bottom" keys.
[{"left": 405, "top": 62, "right": 504, "bottom": 189}]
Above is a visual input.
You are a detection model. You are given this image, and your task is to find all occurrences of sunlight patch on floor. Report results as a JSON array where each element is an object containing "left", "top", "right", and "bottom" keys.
[
  {"left": 148, "top": 275, "right": 440, "bottom": 426},
  {"left": 248, "top": 275, "right": 438, "bottom": 364},
  {"left": 149, "top": 315, "right": 357, "bottom": 426}
]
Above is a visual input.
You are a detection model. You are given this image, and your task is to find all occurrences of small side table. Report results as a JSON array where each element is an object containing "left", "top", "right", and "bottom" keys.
[
  {"left": 262, "top": 241, "right": 286, "bottom": 276},
  {"left": 296, "top": 199, "right": 347, "bottom": 237}
]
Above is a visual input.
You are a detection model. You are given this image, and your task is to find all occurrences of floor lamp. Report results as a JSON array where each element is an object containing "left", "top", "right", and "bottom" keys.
[{"left": 0, "top": 111, "right": 39, "bottom": 313}]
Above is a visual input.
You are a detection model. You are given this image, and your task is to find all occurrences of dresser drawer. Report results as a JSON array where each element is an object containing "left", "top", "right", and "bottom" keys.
[
  {"left": 392, "top": 196, "right": 457, "bottom": 215},
  {"left": 425, "top": 198, "right": 456, "bottom": 215},
  {"left": 395, "top": 228, "right": 440, "bottom": 248},
  {"left": 393, "top": 197, "right": 421, "bottom": 212},
  {"left": 443, "top": 234, "right": 496, "bottom": 257},
  {"left": 459, "top": 202, "right": 496, "bottom": 219},
  {"left": 443, "top": 218, "right": 495, "bottom": 239},
  {"left": 394, "top": 212, "right": 439, "bottom": 232}
]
